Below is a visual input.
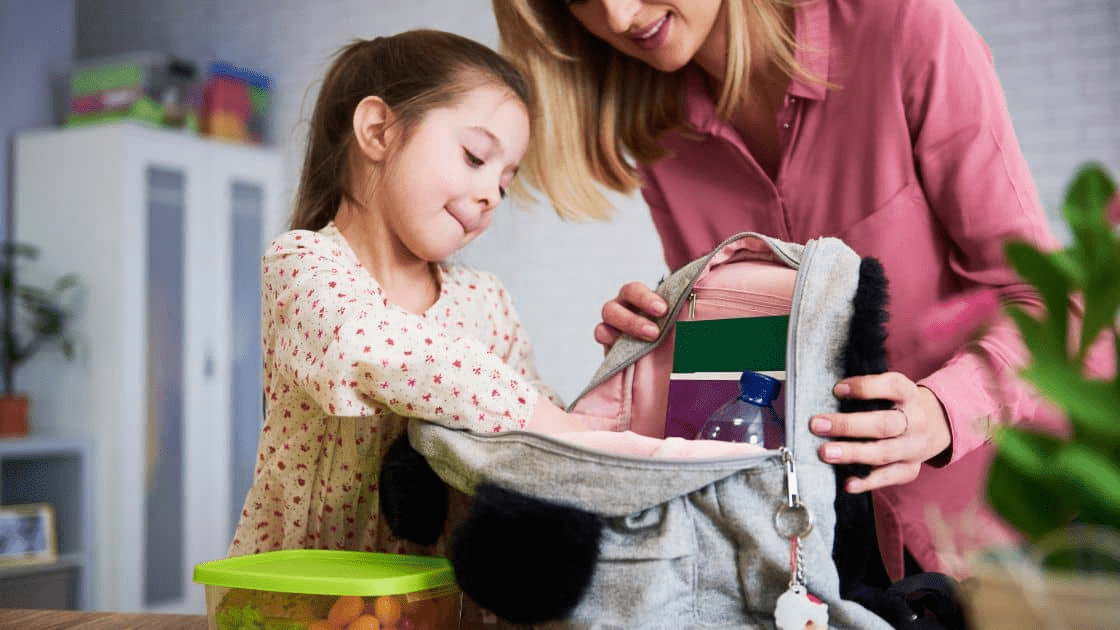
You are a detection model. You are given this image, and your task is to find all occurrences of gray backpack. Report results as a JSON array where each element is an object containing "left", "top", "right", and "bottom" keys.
[{"left": 395, "top": 233, "right": 897, "bottom": 629}]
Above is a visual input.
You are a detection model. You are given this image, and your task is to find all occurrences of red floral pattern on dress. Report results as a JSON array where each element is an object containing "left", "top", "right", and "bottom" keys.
[{"left": 229, "top": 224, "right": 562, "bottom": 559}]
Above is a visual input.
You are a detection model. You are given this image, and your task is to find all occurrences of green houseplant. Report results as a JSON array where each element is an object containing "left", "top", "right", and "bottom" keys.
[
  {"left": 987, "top": 162, "right": 1120, "bottom": 548},
  {"left": 0, "top": 239, "right": 80, "bottom": 437},
  {"left": 961, "top": 162, "right": 1120, "bottom": 629}
]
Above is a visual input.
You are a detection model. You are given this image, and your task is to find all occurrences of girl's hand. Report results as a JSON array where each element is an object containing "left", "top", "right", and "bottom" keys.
[
  {"left": 593, "top": 281, "right": 668, "bottom": 351},
  {"left": 810, "top": 373, "right": 952, "bottom": 493},
  {"left": 525, "top": 399, "right": 594, "bottom": 434}
]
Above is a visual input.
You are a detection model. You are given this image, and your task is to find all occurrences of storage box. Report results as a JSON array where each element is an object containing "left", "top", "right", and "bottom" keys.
[
  {"left": 200, "top": 61, "right": 271, "bottom": 145},
  {"left": 65, "top": 52, "right": 199, "bottom": 131},
  {"left": 193, "top": 550, "right": 462, "bottom": 630}
]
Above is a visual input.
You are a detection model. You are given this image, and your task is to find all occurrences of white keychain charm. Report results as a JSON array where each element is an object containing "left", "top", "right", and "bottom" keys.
[{"left": 776, "top": 582, "right": 829, "bottom": 630}]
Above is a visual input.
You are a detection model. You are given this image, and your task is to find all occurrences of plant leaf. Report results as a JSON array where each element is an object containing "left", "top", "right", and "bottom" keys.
[
  {"left": 1, "top": 241, "right": 39, "bottom": 260},
  {"left": 1003, "top": 241, "right": 1073, "bottom": 348},
  {"left": 1053, "top": 443, "right": 1120, "bottom": 530},
  {"left": 1063, "top": 163, "right": 1116, "bottom": 242},
  {"left": 1005, "top": 306, "right": 1066, "bottom": 366},
  {"left": 1079, "top": 239, "right": 1120, "bottom": 360},
  {"left": 1018, "top": 361, "right": 1120, "bottom": 444},
  {"left": 987, "top": 428, "right": 1072, "bottom": 538},
  {"left": 1048, "top": 249, "right": 1086, "bottom": 291},
  {"left": 53, "top": 273, "right": 81, "bottom": 293}
]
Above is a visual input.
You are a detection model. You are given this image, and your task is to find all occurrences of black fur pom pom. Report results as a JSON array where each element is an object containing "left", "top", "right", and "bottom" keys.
[
  {"left": 377, "top": 431, "right": 449, "bottom": 546},
  {"left": 450, "top": 483, "right": 601, "bottom": 625},
  {"left": 839, "top": 256, "right": 892, "bottom": 397},
  {"left": 834, "top": 256, "right": 895, "bottom": 597}
]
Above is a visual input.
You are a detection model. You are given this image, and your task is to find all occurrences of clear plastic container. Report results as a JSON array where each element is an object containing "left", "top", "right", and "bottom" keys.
[
  {"left": 193, "top": 550, "right": 461, "bottom": 630},
  {"left": 694, "top": 370, "right": 782, "bottom": 446}
]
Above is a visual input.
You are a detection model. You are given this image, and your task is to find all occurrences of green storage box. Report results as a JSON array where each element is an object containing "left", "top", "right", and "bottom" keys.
[{"left": 193, "top": 550, "right": 461, "bottom": 630}]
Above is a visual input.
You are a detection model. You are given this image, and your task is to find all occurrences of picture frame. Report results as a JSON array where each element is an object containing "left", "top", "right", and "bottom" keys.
[{"left": 0, "top": 502, "right": 57, "bottom": 566}]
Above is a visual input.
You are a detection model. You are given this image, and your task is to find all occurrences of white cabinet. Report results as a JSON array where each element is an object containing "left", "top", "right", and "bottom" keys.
[{"left": 14, "top": 122, "right": 285, "bottom": 613}]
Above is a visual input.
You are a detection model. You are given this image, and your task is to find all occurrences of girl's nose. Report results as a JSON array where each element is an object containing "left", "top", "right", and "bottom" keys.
[
  {"left": 602, "top": 0, "right": 641, "bottom": 34},
  {"left": 475, "top": 180, "right": 501, "bottom": 213}
]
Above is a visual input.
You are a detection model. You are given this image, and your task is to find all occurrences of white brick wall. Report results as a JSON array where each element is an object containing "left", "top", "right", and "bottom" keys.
[{"left": 956, "top": 0, "right": 1120, "bottom": 240}]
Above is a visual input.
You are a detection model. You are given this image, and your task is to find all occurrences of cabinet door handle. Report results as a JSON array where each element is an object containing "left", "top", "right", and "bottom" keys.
[{"left": 204, "top": 348, "right": 215, "bottom": 381}]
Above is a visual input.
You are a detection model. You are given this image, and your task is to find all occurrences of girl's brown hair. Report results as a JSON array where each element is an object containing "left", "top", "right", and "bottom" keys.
[
  {"left": 492, "top": 0, "right": 817, "bottom": 221},
  {"left": 290, "top": 29, "right": 534, "bottom": 231}
]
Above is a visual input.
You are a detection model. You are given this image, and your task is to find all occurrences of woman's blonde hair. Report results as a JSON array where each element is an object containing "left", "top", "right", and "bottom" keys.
[{"left": 492, "top": 0, "right": 812, "bottom": 221}]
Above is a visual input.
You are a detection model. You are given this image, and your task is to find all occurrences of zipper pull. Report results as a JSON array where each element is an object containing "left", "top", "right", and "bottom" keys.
[
  {"left": 775, "top": 447, "right": 813, "bottom": 537},
  {"left": 782, "top": 447, "right": 800, "bottom": 508},
  {"left": 687, "top": 291, "right": 696, "bottom": 320}
]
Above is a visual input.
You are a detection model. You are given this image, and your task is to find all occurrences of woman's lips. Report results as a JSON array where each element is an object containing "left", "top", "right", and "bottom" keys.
[{"left": 631, "top": 12, "right": 670, "bottom": 50}]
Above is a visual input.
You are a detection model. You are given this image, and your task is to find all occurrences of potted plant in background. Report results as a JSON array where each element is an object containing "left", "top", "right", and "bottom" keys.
[
  {"left": 955, "top": 162, "right": 1120, "bottom": 630},
  {"left": 0, "top": 239, "right": 80, "bottom": 438}
]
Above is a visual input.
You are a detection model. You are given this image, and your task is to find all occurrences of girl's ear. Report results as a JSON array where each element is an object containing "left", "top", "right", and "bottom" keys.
[{"left": 352, "top": 96, "right": 395, "bottom": 161}]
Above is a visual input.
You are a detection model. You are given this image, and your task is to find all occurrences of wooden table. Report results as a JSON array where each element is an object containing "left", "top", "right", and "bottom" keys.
[
  {"left": 0, "top": 610, "right": 501, "bottom": 629},
  {"left": 0, "top": 609, "right": 209, "bottom": 629}
]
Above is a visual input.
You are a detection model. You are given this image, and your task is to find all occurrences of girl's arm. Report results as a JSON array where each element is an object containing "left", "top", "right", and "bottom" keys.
[
  {"left": 482, "top": 270, "right": 567, "bottom": 408},
  {"left": 264, "top": 231, "right": 554, "bottom": 433}
]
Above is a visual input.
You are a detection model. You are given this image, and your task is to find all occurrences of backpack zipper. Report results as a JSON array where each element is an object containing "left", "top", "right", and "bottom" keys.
[{"left": 570, "top": 233, "right": 800, "bottom": 408}]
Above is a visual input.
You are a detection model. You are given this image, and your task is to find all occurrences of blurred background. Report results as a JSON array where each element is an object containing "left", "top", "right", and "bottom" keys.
[{"left": 0, "top": 0, "right": 1117, "bottom": 616}]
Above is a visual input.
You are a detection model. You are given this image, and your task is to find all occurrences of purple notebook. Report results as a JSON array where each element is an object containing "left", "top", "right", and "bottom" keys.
[{"left": 664, "top": 372, "right": 786, "bottom": 448}]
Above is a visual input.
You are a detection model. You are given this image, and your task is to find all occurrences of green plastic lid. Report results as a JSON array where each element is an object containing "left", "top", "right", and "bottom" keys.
[{"left": 193, "top": 550, "right": 456, "bottom": 597}]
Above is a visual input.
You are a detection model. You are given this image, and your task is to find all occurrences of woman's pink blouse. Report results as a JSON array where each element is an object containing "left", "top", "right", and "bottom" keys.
[{"left": 637, "top": 0, "right": 1060, "bottom": 579}]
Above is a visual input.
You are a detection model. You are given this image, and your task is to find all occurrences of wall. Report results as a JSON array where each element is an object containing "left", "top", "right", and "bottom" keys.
[
  {"left": 72, "top": 0, "right": 1120, "bottom": 402},
  {"left": 73, "top": 0, "right": 666, "bottom": 403},
  {"left": 0, "top": 0, "right": 75, "bottom": 244},
  {"left": 956, "top": 0, "right": 1120, "bottom": 242}
]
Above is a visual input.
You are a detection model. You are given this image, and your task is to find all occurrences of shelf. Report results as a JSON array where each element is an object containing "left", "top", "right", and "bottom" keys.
[
  {"left": 0, "top": 435, "right": 92, "bottom": 609},
  {"left": 0, "top": 551, "right": 85, "bottom": 579},
  {"left": 0, "top": 435, "right": 90, "bottom": 457}
]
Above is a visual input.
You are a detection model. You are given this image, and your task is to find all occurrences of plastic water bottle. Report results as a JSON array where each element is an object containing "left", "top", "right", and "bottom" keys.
[{"left": 694, "top": 370, "right": 782, "bottom": 446}]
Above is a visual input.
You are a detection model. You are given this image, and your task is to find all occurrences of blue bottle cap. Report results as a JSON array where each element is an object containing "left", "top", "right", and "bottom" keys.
[{"left": 738, "top": 370, "right": 781, "bottom": 406}]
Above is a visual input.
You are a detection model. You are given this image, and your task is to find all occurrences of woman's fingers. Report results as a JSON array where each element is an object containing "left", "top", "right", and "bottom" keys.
[
  {"left": 844, "top": 460, "right": 923, "bottom": 493},
  {"left": 592, "top": 321, "right": 621, "bottom": 350},
  {"left": 601, "top": 299, "right": 658, "bottom": 339},
  {"left": 811, "top": 407, "right": 908, "bottom": 440},
  {"left": 595, "top": 281, "right": 667, "bottom": 349},
  {"left": 812, "top": 373, "right": 953, "bottom": 491},
  {"left": 832, "top": 371, "right": 914, "bottom": 403},
  {"left": 820, "top": 433, "right": 919, "bottom": 468}
]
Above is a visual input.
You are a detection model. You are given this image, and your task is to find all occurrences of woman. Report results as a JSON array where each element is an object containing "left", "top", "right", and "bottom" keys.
[{"left": 491, "top": 0, "right": 1065, "bottom": 583}]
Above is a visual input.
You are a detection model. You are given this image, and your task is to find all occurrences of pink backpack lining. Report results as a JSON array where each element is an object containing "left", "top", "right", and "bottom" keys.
[{"left": 572, "top": 244, "right": 797, "bottom": 438}]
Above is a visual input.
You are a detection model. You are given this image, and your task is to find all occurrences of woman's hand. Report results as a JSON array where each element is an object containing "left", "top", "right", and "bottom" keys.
[
  {"left": 593, "top": 281, "right": 668, "bottom": 352},
  {"left": 810, "top": 373, "right": 952, "bottom": 493}
]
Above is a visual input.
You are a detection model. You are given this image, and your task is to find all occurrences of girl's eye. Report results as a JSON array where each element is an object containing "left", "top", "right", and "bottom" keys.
[
  {"left": 464, "top": 149, "right": 484, "bottom": 167},
  {"left": 499, "top": 187, "right": 508, "bottom": 200}
]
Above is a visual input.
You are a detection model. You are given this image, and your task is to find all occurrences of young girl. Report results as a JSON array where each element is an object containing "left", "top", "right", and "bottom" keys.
[
  {"left": 227, "top": 28, "right": 755, "bottom": 567},
  {"left": 227, "top": 29, "right": 598, "bottom": 561}
]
